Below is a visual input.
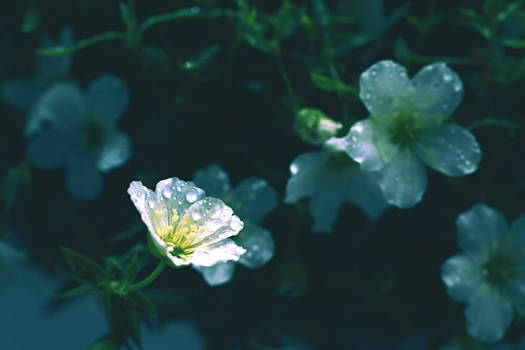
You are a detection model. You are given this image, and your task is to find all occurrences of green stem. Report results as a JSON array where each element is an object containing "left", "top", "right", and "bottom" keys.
[
  {"left": 274, "top": 50, "right": 297, "bottom": 113},
  {"left": 129, "top": 259, "right": 167, "bottom": 290}
]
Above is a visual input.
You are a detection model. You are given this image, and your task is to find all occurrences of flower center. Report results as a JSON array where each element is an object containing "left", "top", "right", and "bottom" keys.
[
  {"left": 82, "top": 121, "right": 106, "bottom": 149},
  {"left": 482, "top": 252, "right": 516, "bottom": 288},
  {"left": 151, "top": 209, "right": 206, "bottom": 259},
  {"left": 388, "top": 113, "right": 421, "bottom": 148}
]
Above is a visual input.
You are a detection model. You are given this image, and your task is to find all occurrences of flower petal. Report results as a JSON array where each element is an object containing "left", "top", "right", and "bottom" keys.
[
  {"left": 233, "top": 177, "right": 278, "bottom": 222},
  {"left": 457, "top": 204, "right": 509, "bottom": 255},
  {"left": 189, "top": 239, "right": 246, "bottom": 267},
  {"left": 0, "top": 78, "right": 39, "bottom": 110},
  {"left": 32, "top": 82, "right": 87, "bottom": 130},
  {"left": 344, "top": 120, "right": 384, "bottom": 171},
  {"left": 194, "top": 261, "right": 236, "bottom": 286},
  {"left": 377, "top": 150, "right": 427, "bottom": 208},
  {"left": 465, "top": 287, "right": 514, "bottom": 343},
  {"left": 193, "top": 164, "right": 231, "bottom": 198},
  {"left": 414, "top": 124, "right": 481, "bottom": 177},
  {"left": 66, "top": 152, "right": 103, "bottom": 200},
  {"left": 284, "top": 152, "right": 324, "bottom": 204},
  {"left": 341, "top": 164, "right": 389, "bottom": 220},
  {"left": 97, "top": 130, "right": 132, "bottom": 172},
  {"left": 510, "top": 214, "right": 525, "bottom": 242},
  {"left": 86, "top": 74, "right": 130, "bottom": 124},
  {"left": 359, "top": 60, "right": 413, "bottom": 117},
  {"left": 309, "top": 190, "right": 345, "bottom": 233},
  {"left": 128, "top": 181, "right": 160, "bottom": 240},
  {"left": 237, "top": 223, "right": 275, "bottom": 269},
  {"left": 185, "top": 198, "right": 244, "bottom": 247},
  {"left": 154, "top": 177, "right": 206, "bottom": 218},
  {"left": 411, "top": 62, "right": 463, "bottom": 122},
  {"left": 441, "top": 254, "right": 481, "bottom": 302},
  {"left": 27, "top": 128, "right": 75, "bottom": 169}
]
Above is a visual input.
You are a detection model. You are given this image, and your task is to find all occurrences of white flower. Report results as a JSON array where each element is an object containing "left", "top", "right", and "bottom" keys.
[
  {"left": 27, "top": 74, "right": 132, "bottom": 199},
  {"left": 192, "top": 165, "right": 277, "bottom": 285},
  {"left": 343, "top": 60, "right": 481, "bottom": 208},
  {"left": 128, "top": 177, "right": 246, "bottom": 268},
  {"left": 1, "top": 28, "right": 74, "bottom": 137},
  {"left": 285, "top": 137, "right": 389, "bottom": 233},
  {"left": 441, "top": 204, "right": 525, "bottom": 343}
]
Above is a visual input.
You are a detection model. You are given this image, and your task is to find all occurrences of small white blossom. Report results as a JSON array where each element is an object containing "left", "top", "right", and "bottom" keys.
[
  {"left": 1, "top": 28, "right": 74, "bottom": 137},
  {"left": 192, "top": 165, "right": 277, "bottom": 285},
  {"left": 441, "top": 204, "right": 525, "bottom": 343},
  {"left": 27, "top": 74, "right": 132, "bottom": 199},
  {"left": 128, "top": 177, "right": 246, "bottom": 268},
  {"left": 285, "top": 137, "right": 389, "bottom": 233},
  {"left": 343, "top": 60, "right": 481, "bottom": 208}
]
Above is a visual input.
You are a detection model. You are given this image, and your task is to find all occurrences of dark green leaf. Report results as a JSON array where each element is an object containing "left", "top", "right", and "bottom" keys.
[
  {"left": 56, "top": 284, "right": 93, "bottom": 299},
  {"left": 88, "top": 339, "right": 119, "bottom": 350},
  {"left": 502, "top": 38, "right": 525, "bottom": 48},
  {"left": 121, "top": 290, "right": 157, "bottom": 319},
  {"left": 60, "top": 246, "right": 107, "bottom": 284},
  {"left": 123, "top": 252, "right": 139, "bottom": 285},
  {"left": 2, "top": 162, "right": 31, "bottom": 215},
  {"left": 311, "top": 74, "right": 357, "bottom": 97}
]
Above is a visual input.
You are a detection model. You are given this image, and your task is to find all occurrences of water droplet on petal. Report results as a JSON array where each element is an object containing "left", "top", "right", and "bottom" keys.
[
  {"left": 210, "top": 204, "right": 223, "bottom": 219},
  {"left": 186, "top": 190, "right": 198, "bottom": 203},
  {"left": 443, "top": 74, "right": 452, "bottom": 82},
  {"left": 163, "top": 189, "right": 172, "bottom": 198},
  {"left": 192, "top": 211, "right": 202, "bottom": 221},
  {"left": 454, "top": 83, "right": 462, "bottom": 92}
]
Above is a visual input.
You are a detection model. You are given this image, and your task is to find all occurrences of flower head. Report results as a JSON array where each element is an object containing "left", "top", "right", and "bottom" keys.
[
  {"left": 441, "top": 204, "right": 525, "bottom": 343},
  {"left": 128, "top": 177, "right": 246, "bottom": 268},
  {"left": 192, "top": 165, "right": 277, "bottom": 285},
  {"left": 343, "top": 60, "right": 481, "bottom": 208},
  {"left": 27, "top": 74, "right": 132, "bottom": 199},
  {"left": 285, "top": 137, "right": 389, "bottom": 233}
]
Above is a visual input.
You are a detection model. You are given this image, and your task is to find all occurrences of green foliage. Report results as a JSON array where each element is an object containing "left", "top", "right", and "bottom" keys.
[
  {"left": 2, "top": 162, "right": 31, "bottom": 215},
  {"left": 60, "top": 246, "right": 108, "bottom": 285},
  {"left": 310, "top": 73, "right": 357, "bottom": 97}
]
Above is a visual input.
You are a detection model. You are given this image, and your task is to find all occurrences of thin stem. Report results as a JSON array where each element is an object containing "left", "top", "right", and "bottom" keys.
[
  {"left": 274, "top": 50, "right": 297, "bottom": 113},
  {"left": 328, "top": 60, "right": 349, "bottom": 127},
  {"left": 129, "top": 259, "right": 167, "bottom": 290},
  {"left": 36, "top": 31, "right": 126, "bottom": 56}
]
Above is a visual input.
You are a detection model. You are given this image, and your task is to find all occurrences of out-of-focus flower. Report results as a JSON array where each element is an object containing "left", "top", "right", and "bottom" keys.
[
  {"left": 128, "top": 177, "right": 246, "bottom": 268},
  {"left": 27, "top": 74, "right": 132, "bottom": 199},
  {"left": 441, "top": 204, "right": 525, "bottom": 343},
  {"left": 343, "top": 60, "right": 481, "bottom": 208},
  {"left": 285, "top": 137, "right": 389, "bottom": 233},
  {"left": 193, "top": 165, "right": 277, "bottom": 286},
  {"left": 294, "top": 108, "right": 342, "bottom": 145},
  {"left": 1, "top": 28, "right": 74, "bottom": 137}
]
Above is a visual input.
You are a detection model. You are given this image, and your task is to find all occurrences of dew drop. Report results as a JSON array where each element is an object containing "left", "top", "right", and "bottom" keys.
[
  {"left": 186, "top": 190, "right": 198, "bottom": 203},
  {"left": 210, "top": 204, "right": 223, "bottom": 219},
  {"left": 192, "top": 211, "right": 202, "bottom": 221},
  {"left": 230, "top": 219, "right": 243, "bottom": 231},
  {"left": 443, "top": 74, "right": 452, "bottom": 82},
  {"left": 454, "top": 83, "right": 462, "bottom": 92},
  {"left": 163, "top": 189, "right": 172, "bottom": 198},
  {"left": 148, "top": 198, "right": 156, "bottom": 209}
]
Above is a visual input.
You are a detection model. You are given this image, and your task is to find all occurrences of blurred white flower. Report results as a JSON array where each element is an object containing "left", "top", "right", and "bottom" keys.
[
  {"left": 27, "top": 74, "right": 132, "bottom": 199},
  {"left": 285, "top": 137, "right": 389, "bottom": 233},
  {"left": 193, "top": 165, "right": 277, "bottom": 286},
  {"left": 343, "top": 60, "right": 481, "bottom": 208},
  {"left": 128, "top": 177, "right": 246, "bottom": 268},
  {"left": 1, "top": 28, "right": 74, "bottom": 137},
  {"left": 441, "top": 204, "right": 525, "bottom": 343}
]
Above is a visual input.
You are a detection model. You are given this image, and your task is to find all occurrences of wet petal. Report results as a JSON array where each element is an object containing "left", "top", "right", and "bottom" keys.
[
  {"left": 193, "top": 164, "right": 231, "bottom": 198},
  {"left": 341, "top": 164, "right": 389, "bottom": 220},
  {"left": 66, "top": 152, "right": 103, "bottom": 200},
  {"left": 27, "top": 128, "right": 75, "bottom": 169},
  {"left": 457, "top": 204, "right": 509, "bottom": 255},
  {"left": 237, "top": 223, "right": 275, "bottom": 268},
  {"left": 184, "top": 197, "right": 244, "bottom": 247},
  {"left": 412, "top": 62, "right": 463, "bottom": 122},
  {"left": 344, "top": 119, "right": 384, "bottom": 171},
  {"left": 97, "top": 130, "right": 132, "bottom": 172},
  {"left": 441, "top": 255, "right": 481, "bottom": 302},
  {"left": 465, "top": 287, "right": 513, "bottom": 343},
  {"left": 377, "top": 150, "right": 427, "bottom": 208},
  {"left": 234, "top": 177, "right": 278, "bottom": 222},
  {"left": 414, "top": 124, "right": 481, "bottom": 177},
  {"left": 309, "top": 190, "right": 344, "bottom": 233},
  {"left": 32, "top": 82, "right": 87, "bottom": 130},
  {"left": 284, "top": 152, "right": 324, "bottom": 203},
  {"left": 154, "top": 177, "right": 206, "bottom": 217},
  {"left": 189, "top": 239, "right": 246, "bottom": 267},
  {"left": 359, "top": 60, "right": 413, "bottom": 117},
  {"left": 510, "top": 214, "right": 525, "bottom": 240},
  {"left": 86, "top": 74, "right": 130, "bottom": 124},
  {"left": 0, "top": 78, "right": 39, "bottom": 110},
  {"left": 194, "top": 261, "right": 236, "bottom": 286}
]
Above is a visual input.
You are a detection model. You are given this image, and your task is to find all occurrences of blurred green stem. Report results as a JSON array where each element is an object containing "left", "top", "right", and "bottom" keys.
[{"left": 129, "top": 260, "right": 167, "bottom": 290}]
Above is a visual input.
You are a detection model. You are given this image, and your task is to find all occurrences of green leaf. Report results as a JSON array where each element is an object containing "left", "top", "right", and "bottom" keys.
[
  {"left": 56, "top": 284, "right": 93, "bottom": 299},
  {"left": 121, "top": 290, "right": 157, "bottom": 319},
  {"left": 60, "top": 247, "right": 108, "bottom": 284},
  {"left": 123, "top": 252, "right": 139, "bottom": 285},
  {"left": 88, "top": 339, "right": 120, "bottom": 350},
  {"left": 36, "top": 31, "right": 126, "bottom": 56},
  {"left": 502, "top": 38, "right": 525, "bottom": 48},
  {"left": 311, "top": 73, "right": 357, "bottom": 97}
]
